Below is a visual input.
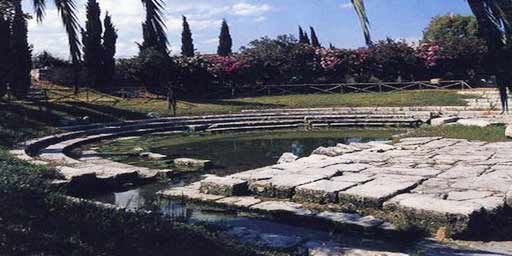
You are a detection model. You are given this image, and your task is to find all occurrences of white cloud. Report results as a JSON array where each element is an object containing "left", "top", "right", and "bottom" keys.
[
  {"left": 25, "top": 0, "right": 275, "bottom": 58},
  {"left": 254, "top": 16, "right": 267, "bottom": 23},
  {"left": 232, "top": 3, "right": 272, "bottom": 17},
  {"left": 339, "top": 2, "right": 353, "bottom": 9}
]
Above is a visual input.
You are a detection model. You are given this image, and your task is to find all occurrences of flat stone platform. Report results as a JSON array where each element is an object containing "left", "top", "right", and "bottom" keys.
[{"left": 165, "top": 137, "right": 512, "bottom": 238}]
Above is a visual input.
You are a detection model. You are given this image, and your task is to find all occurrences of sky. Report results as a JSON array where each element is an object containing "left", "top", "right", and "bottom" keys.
[{"left": 23, "top": 0, "right": 473, "bottom": 59}]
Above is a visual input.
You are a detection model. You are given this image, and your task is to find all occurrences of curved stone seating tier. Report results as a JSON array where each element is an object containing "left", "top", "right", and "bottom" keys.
[{"left": 12, "top": 107, "right": 512, "bottom": 239}]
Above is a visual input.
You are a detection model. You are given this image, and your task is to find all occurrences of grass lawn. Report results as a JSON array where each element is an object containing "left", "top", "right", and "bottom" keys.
[
  {"left": 115, "top": 90, "right": 474, "bottom": 116},
  {"left": 405, "top": 125, "right": 509, "bottom": 142},
  {"left": 38, "top": 83, "right": 476, "bottom": 116}
]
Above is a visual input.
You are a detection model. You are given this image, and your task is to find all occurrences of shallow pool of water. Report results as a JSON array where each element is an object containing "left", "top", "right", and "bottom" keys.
[
  {"left": 83, "top": 130, "right": 404, "bottom": 250},
  {"left": 94, "top": 129, "right": 396, "bottom": 176}
]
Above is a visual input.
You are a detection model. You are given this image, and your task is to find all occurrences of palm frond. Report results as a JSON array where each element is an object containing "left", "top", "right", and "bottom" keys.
[
  {"left": 468, "top": 0, "right": 512, "bottom": 49},
  {"left": 141, "top": 0, "right": 168, "bottom": 50},
  {"left": 351, "top": 0, "right": 372, "bottom": 46},
  {"left": 53, "top": 0, "right": 81, "bottom": 62},
  {"left": 33, "top": 0, "right": 46, "bottom": 22}
]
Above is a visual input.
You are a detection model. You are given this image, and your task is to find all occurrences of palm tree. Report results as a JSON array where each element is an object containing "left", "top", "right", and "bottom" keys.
[
  {"left": 351, "top": 0, "right": 512, "bottom": 111},
  {"left": 29, "top": 0, "right": 168, "bottom": 63}
]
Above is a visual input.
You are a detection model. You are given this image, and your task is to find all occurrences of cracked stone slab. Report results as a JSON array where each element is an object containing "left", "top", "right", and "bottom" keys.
[
  {"left": 338, "top": 175, "right": 425, "bottom": 209},
  {"left": 199, "top": 176, "right": 248, "bottom": 196},
  {"left": 249, "top": 174, "right": 327, "bottom": 198},
  {"left": 363, "top": 167, "right": 442, "bottom": 177},
  {"left": 293, "top": 180, "right": 357, "bottom": 204},
  {"left": 216, "top": 196, "right": 262, "bottom": 208},
  {"left": 250, "top": 201, "right": 313, "bottom": 216},
  {"left": 304, "top": 241, "right": 408, "bottom": 256},
  {"left": 330, "top": 173, "right": 375, "bottom": 183},
  {"left": 315, "top": 211, "right": 384, "bottom": 229},
  {"left": 158, "top": 187, "right": 226, "bottom": 202},
  {"left": 383, "top": 193, "right": 484, "bottom": 234},
  {"left": 437, "top": 165, "right": 489, "bottom": 179},
  {"left": 447, "top": 191, "right": 494, "bottom": 201}
]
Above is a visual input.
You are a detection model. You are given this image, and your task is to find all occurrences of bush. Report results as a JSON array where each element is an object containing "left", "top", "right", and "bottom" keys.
[
  {"left": 0, "top": 149, "right": 262, "bottom": 255},
  {"left": 110, "top": 35, "right": 488, "bottom": 97}
]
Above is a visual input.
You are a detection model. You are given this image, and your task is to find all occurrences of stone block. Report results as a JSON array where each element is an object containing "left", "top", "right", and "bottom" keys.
[
  {"left": 277, "top": 152, "right": 298, "bottom": 164},
  {"left": 250, "top": 201, "right": 313, "bottom": 216},
  {"left": 338, "top": 175, "right": 424, "bottom": 209},
  {"left": 158, "top": 186, "right": 225, "bottom": 202},
  {"left": 200, "top": 176, "right": 248, "bottom": 196},
  {"left": 457, "top": 119, "right": 492, "bottom": 127},
  {"left": 330, "top": 173, "right": 374, "bottom": 183},
  {"left": 293, "top": 180, "right": 356, "bottom": 204},
  {"left": 216, "top": 196, "right": 262, "bottom": 208},
  {"left": 506, "top": 125, "right": 512, "bottom": 138},
  {"left": 174, "top": 158, "right": 212, "bottom": 171},
  {"left": 431, "top": 116, "right": 459, "bottom": 126}
]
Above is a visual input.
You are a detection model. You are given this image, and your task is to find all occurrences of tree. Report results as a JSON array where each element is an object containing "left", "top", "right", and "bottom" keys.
[
  {"left": 303, "top": 32, "right": 311, "bottom": 45},
  {"left": 0, "top": 14, "right": 10, "bottom": 98},
  {"left": 139, "top": 0, "right": 168, "bottom": 54},
  {"left": 423, "top": 14, "right": 479, "bottom": 43},
  {"left": 102, "top": 12, "right": 117, "bottom": 86},
  {"left": 310, "top": 26, "right": 321, "bottom": 48},
  {"left": 33, "top": 51, "right": 71, "bottom": 68},
  {"left": 351, "top": 0, "right": 512, "bottom": 111},
  {"left": 217, "top": 19, "right": 232, "bottom": 56},
  {"left": 298, "top": 26, "right": 307, "bottom": 44},
  {"left": 82, "top": 0, "right": 103, "bottom": 88},
  {"left": 10, "top": 1, "right": 32, "bottom": 99},
  {"left": 181, "top": 16, "right": 194, "bottom": 57}
]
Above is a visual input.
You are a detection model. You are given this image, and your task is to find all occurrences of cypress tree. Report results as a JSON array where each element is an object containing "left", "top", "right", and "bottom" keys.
[
  {"left": 298, "top": 26, "right": 306, "bottom": 44},
  {"left": 217, "top": 19, "right": 232, "bottom": 56},
  {"left": 310, "top": 26, "right": 321, "bottom": 48},
  {"left": 303, "top": 32, "right": 311, "bottom": 45},
  {"left": 82, "top": 0, "right": 103, "bottom": 88},
  {"left": 0, "top": 14, "right": 10, "bottom": 98},
  {"left": 181, "top": 16, "right": 194, "bottom": 57},
  {"left": 101, "top": 12, "right": 117, "bottom": 86},
  {"left": 11, "top": 1, "right": 31, "bottom": 99}
]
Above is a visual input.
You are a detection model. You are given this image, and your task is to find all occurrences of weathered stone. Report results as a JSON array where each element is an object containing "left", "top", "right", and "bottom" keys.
[
  {"left": 250, "top": 174, "right": 326, "bottom": 198},
  {"left": 506, "top": 125, "right": 512, "bottom": 138},
  {"left": 200, "top": 176, "right": 248, "bottom": 196},
  {"left": 139, "top": 152, "right": 167, "bottom": 159},
  {"left": 457, "top": 119, "right": 492, "bottom": 127},
  {"left": 277, "top": 152, "right": 298, "bottom": 164},
  {"left": 216, "top": 196, "right": 262, "bottom": 208},
  {"left": 173, "top": 158, "right": 212, "bottom": 171},
  {"left": 437, "top": 165, "right": 488, "bottom": 179},
  {"left": 312, "top": 144, "right": 360, "bottom": 157},
  {"left": 315, "top": 211, "right": 384, "bottom": 229},
  {"left": 364, "top": 167, "right": 442, "bottom": 177},
  {"left": 250, "top": 201, "right": 313, "bottom": 216},
  {"left": 294, "top": 180, "right": 356, "bottom": 204},
  {"left": 330, "top": 173, "right": 374, "bottom": 183},
  {"left": 304, "top": 241, "right": 408, "bottom": 256},
  {"left": 158, "top": 187, "right": 225, "bottom": 202},
  {"left": 383, "top": 193, "right": 484, "bottom": 234},
  {"left": 227, "top": 227, "right": 303, "bottom": 249},
  {"left": 431, "top": 116, "right": 459, "bottom": 126},
  {"left": 338, "top": 175, "right": 424, "bottom": 209},
  {"left": 451, "top": 170, "right": 512, "bottom": 193},
  {"left": 506, "top": 187, "right": 512, "bottom": 207},
  {"left": 447, "top": 191, "right": 494, "bottom": 201}
]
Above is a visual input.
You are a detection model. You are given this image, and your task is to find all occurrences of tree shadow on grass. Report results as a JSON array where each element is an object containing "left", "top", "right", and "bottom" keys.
[{"left": 185, "top": 98, "right": 286, "bottom": 109}]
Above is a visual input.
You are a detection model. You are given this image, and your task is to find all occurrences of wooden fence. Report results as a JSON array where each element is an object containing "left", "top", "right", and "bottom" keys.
[
  {"left": 34, "top": 80, "right": 472, "bottom": 104},
  {"left": 218, "top": 80, "right": 473, "bottom": 97}
]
